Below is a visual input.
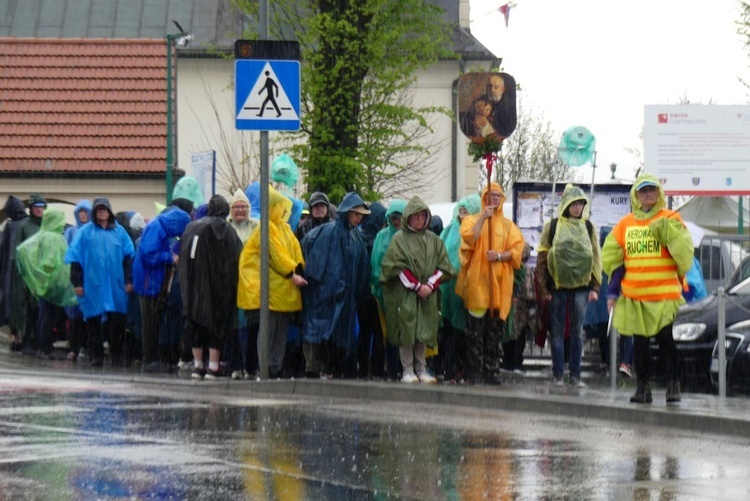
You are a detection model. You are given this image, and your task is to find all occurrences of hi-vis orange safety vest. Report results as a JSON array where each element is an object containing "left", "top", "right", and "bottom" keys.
[{"left": 611, "top": 210, "right": 683, "bottom": 302}]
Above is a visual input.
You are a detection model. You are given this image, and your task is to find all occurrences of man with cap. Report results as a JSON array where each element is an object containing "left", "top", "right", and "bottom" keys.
[
  {"left": 536, "top": 184, "right": 602, "bottom": 387},
  {"left": 296, "top": 191, "right": 331, "bottom": 241},
  {"left": 65, "top": 198, "right": 136, "bottom": 367},
  {"left": 602, "top": 174, "right": 693, "bottom": 404},
  {"left": 10, "top": 193, "right": 47, "bottom": 354},
  {"left": 300, "top": 192, "right": 371, "bottom": 378}
]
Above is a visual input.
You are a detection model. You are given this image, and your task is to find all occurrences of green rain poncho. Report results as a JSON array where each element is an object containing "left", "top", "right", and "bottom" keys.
[
  {"left": 439, "top": 194, "right": 481, "bottom": 330},
  {"left": 537, "top": 184, "right": 602, "bottom": 291},
  {"left": 16, "top": 207, "right": 77, "bottom": 307},
  {"left": 380, "top": 196, "right": 455, "bottom": 347},
  {"left": 601, "top": 173, "right": 694, "bottom": 336}
]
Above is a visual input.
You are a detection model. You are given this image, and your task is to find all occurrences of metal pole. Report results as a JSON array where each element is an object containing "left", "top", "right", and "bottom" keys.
[
  {"left": 718, "top": 287, "right": 726, "bottom": 399},
  {"left": 165, "top": 35, "right": 174, "bottom": 204},
  {"left": 589, "top": 151, "right": 597, "bottom": 203},
  {"left": 258, "top": 0, "right": 270, "bottom": 380},
  {"left": 609, "top": 310, "right": 617, "bottom": 391}
]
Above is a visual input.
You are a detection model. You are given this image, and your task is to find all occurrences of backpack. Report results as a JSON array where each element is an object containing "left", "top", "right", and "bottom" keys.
[{"left": 547, "top": 217, "right": 595, "bottom": 289}]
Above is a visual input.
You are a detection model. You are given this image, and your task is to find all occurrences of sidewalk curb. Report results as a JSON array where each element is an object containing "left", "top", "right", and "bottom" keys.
[{"left": 4, "top": 364, "right": 749, "bottom": 440}]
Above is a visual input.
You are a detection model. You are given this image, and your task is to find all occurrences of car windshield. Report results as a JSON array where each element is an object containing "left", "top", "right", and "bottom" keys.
[{"left": 729, "top": 275, "right": 750, "bottom": 296}]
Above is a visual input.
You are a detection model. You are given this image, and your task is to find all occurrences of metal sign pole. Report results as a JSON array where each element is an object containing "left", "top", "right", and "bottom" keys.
[
  {"left": 718, "top": 287, "right": 726, "bottom": 399},
  {"left": 258, "top": 0, "right": 270, "bottom": 380}
]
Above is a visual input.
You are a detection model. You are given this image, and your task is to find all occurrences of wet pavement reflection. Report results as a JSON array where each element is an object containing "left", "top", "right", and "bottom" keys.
[{"left": 1, "top": 376, "right": 749, "bottom": 500}]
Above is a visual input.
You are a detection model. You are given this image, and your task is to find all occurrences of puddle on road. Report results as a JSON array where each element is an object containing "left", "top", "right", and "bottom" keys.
[{"left": 0, "top": 380, "right": 749, "bottom": 500}]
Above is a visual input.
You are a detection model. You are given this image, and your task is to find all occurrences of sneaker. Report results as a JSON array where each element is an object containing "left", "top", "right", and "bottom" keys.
[
  {"left": 191, "top": 367, "right": 206, "bottom": 380},
  {"left": 401, "top": 372, "right": 419, "bottom": 384},
  {"left": 571, "top": 376, "right": 587, "bottom": 388},
  {"left": 553, "top": 376, "right": 564, "bottom": 386},
  {"left": 618, "top": 363, "right": 633, "bottom": 378},
  {"left": 513, "top": 368, "right": 526, "bottom": 376},
  {"left": 231, "top": 370, "right": 243, "bottom": 380},
  {"left": 204, "top": 368, "right": 223, "bottom": 380},
  {"left": 418, "top": 372, "right": 437, "bottom": 384}
]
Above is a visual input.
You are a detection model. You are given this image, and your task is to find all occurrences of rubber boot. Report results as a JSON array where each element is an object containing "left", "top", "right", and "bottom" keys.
[
  {"left": 630, "top": 379, "right": 653, "bottom": 404},
  {"left": 666, "top": 379, "right": 681, "bottom": 403}
]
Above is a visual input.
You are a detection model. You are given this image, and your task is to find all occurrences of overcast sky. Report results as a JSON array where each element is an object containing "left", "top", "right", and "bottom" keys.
[{"left": 469, "top": 0, "right": 750, "bottom": 183}]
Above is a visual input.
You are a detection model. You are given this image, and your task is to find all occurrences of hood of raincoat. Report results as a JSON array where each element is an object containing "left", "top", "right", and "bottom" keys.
[
  {"left": 173, "top": 176, "right": 205, "bottom": 208},
  {"left": 244, "top": 182, "right": 262, "bottom": 219},
  {"left": 337, "top": 192, "right": 369, "bottom": 227},
  {"left": 630, "top": 173, "right": 666, "bottom": 219},
  {"left": 557, "top": 184, "right": 589, "bottom": 219},
  {"left": 73, "top": 199, "right": 92, "bottom": 227},
  {"left": 40, "top": 207, "right": 66, "bottom": 234},
  {"left": 159, "top": 206, "right": 192, "bottom": 238},
  {"left": 229, "top": 189, "right": 251, "bottom": 215},
  {"left": 385, "top": 199, "right": 407, "bottom": 231},
  {"left": 4, "top": 195, "right": 27, "bottom": 221},
  {"left": 452, "top": 194, "right": 482, "bottom": 223},
  {"left": 92, "top": 198, "right": 115, "bottom": 225},
  {"left": 360, "top": 202, "right": 387, "bottom": 244},
  {"left": 403, "top": 196, "right": 431, "bottom": 234},
  {"left": 207, "top": 195, "right": 230, "bottom": 219},
  {"left": 481, "top": 182, "right": 507, "bottom": 216}
]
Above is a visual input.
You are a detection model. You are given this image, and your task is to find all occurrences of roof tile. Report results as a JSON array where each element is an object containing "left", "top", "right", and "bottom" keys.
[{"left": 0, "top": 38, "right": 169, "bottom": 174}]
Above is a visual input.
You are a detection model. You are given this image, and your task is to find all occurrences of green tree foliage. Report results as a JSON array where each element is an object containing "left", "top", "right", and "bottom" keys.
[{"left": 238, "top": 0, "right": 455, "bottom": 203}]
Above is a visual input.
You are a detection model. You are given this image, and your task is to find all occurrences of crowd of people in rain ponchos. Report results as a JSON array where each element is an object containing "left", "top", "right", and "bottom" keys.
[{"left": 0, "top": 172, "right": 707, "bottom": 394}]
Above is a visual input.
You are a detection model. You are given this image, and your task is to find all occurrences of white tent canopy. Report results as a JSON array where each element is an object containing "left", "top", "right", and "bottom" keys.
[{"left": 676, "top": 197, "right": 749, "bottom": 234}]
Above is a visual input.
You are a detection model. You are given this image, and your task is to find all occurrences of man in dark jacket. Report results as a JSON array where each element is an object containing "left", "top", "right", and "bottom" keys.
[
  {"left": 296, "top": 191, "right": 331, "bottom": 241},
  {"left": 301, "top": 192, "right": 371, "bottom": 378},
  {"left": 133, "top": 205, "right": 191, "bottom": 373},
  {"left": 11, "top": 193, "right": 47, "bottom": 354},
  {"left": 0, "top": 196, "right": 27, "bottom": 351},
  {"left": 179, "top": 195, "right": 243, "bottom": 380}
]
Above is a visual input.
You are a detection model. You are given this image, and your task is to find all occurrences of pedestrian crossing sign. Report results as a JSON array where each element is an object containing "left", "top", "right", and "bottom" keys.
[{"left": 235, "top": 60, "right": 300, "bottom": 131}]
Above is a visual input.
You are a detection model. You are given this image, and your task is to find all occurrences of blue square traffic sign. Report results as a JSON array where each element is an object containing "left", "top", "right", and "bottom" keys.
[{"left": 235, "top": 60, "right": 300, "bottom": 131}]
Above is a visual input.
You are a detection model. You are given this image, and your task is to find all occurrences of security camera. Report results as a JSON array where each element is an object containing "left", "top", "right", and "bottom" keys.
[{"left": 175, "top": 33, "right": 193, "bottom": 47}]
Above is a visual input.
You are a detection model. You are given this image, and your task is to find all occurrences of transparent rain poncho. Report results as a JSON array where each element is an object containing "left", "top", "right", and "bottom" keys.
[
  {"left": 173, "top": 176, "right": 205, "bottom": 208},
  {"left": 16, "top": 207, "right": 77, "bottom": 307},
  {"left": 546, "top": 184, "right": 600, "bottom": 289},
  {"left": 271, "top": 154, "right": 300, "bottom": 191}
]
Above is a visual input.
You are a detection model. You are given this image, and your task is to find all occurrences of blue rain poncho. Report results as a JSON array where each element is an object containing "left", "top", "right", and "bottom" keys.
[
  {"left": 65, "top": 201, "right": 136, "bottom": 319},
  {"left": 301, "top": 193, "right": 371, "bottom": 353}
]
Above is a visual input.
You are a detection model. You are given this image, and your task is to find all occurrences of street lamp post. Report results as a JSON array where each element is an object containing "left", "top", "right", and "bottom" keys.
[{"left": 165, "top": 31, "right": 192, "bottom": 205}]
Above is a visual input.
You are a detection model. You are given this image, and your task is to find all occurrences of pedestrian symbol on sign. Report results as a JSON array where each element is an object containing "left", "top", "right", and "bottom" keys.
[{"left": 236, "top": 62, "right": 299, "bottom": 121}]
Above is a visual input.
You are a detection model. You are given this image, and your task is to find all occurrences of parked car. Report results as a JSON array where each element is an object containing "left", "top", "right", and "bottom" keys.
[
  {"left": 653, "top": 275, "right": 750, "bottom": 392},
  {"left": 710, "top": 319, "right": 750, "bottom": 395},
  {"left": 695, "top": 236, "right": 749, "bottom": 294}
]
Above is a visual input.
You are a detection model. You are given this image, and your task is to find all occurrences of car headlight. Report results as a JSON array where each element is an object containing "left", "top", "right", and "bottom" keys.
[{"left": 672, "top": 323, "right": 707, "bottom": 341}]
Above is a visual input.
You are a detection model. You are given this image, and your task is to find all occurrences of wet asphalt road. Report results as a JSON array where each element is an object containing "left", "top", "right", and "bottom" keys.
[{"left": 1, "top": 373, "right": 750, "bottom": 500}]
